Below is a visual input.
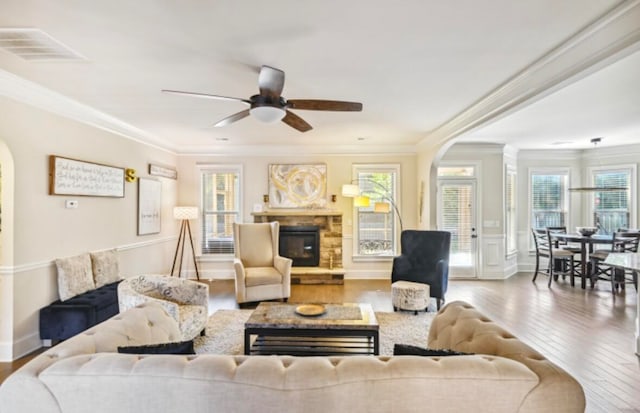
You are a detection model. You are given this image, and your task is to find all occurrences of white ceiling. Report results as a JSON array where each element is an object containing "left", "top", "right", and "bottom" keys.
[{"left": 1, "top": 0, "right": 639, "bottom": 154}]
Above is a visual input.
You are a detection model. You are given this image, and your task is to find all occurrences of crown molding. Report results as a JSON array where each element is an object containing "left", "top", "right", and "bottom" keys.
[
  {"left": 418, "top": 0, "right": 640, "bottom": 150},
  {"left": 175, "top": 143, "right": 418, "bottom": 156},
  {"left": 518, "top": 149, "right": 582, "bottom": 161},
  {"left": 0, "top": 68, "right": 178, "bottom": 154}
]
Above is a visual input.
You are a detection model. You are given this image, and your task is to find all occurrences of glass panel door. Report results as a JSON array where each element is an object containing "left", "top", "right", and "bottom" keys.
[{"left": 437, "top": 180, "right": 477, "bottom": 278}]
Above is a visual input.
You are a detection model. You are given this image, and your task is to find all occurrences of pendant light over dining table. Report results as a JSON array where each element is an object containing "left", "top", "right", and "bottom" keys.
[{"left": 568, "top": 137, "right": 628, "bottom": 192}]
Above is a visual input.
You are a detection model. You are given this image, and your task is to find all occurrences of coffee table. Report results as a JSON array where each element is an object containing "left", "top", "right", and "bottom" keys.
[{"left": 244, "top": 302, "right": 379, "bottom": 356}]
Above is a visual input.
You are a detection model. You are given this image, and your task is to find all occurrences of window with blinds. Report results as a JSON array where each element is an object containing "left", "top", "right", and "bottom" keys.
[
  {"left": 353, "top": 165, "right": 400, "bottom": 256},
  {"left": 530, "top": 172, "right": 568, "bottom": 230},
  {"left": 592, "top": 169, "right": 630, "bottom": 234},
  {"left": 439, "top": 183, "right": 474, "bottom": 266},
  {"left": 200, "top": 167, "right": 241, "bottom": 254},
  {"left": 505, "top": 168, "right": 517, "bottom": 255}
]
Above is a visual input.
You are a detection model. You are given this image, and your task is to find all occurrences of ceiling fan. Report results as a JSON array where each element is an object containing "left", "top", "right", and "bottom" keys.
[{"left": 162, "top": 65, "right": 363, "bottom": 132}]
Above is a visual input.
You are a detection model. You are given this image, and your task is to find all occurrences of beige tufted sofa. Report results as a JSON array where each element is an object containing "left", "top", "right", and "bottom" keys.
[{"left": 0, "top": 301, "right": 585, "bottom": 413}]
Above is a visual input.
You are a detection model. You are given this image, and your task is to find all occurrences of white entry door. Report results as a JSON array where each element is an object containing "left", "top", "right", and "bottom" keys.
[{"left": 437, "top": 180, "right": 478, "bottom": 278}]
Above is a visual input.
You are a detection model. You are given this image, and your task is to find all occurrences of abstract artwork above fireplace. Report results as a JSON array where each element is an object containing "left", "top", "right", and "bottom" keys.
[{"left": 268, "top": 163, "right": 327, "bottom": 209}]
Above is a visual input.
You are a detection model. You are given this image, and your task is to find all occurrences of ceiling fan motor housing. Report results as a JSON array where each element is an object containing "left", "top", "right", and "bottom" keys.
[{"left": 250, "top": 94, "right": 287, "bottom": 109}]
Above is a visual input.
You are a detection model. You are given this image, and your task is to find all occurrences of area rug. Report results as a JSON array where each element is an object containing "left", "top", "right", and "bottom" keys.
[{"left": 194, "top": 309, "right": 434, "bottom": 356}]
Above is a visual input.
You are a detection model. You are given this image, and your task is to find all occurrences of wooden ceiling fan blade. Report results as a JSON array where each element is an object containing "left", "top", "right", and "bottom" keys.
[
  {"left": 258, "top": 65, "right": 285, "bottom": 98},
  {"left": 282, "top": 110, "right": 312, "bottom": 132},
  {"left": 214, "top": 109, "right": 251, "bottom": 127},
  {"left": 162, "top": 89, "right": 251, "bottom": 104},
  {"left": 287, "top": 99, "right": 363, "bottom": 111}
]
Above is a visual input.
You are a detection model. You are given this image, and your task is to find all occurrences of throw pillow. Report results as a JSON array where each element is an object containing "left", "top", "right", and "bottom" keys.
[
  {"left": 117, "top": 340, "right": 195, "bottom": 355},
  {"left": 393, "top": 344, "right": 473, "bottom": 356},
  {"left": 56, "top": 253, "right": 95, "bottom": 301},
  {"left": 90, "top": 249, "right": 121, "bottom": 288}
]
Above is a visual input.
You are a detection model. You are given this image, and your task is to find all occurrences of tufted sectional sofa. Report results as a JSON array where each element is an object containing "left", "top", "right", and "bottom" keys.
[{"left": 0, "top": 301, "right": 585, "bottom": 413}]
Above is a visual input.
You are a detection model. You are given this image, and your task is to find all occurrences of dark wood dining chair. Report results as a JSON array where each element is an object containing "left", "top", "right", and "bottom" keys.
[
  {"left": 531, "top": 228, "right": 576, "bottom": 287},
  {"left": 546, "top": 226, "right": 585, "bottom": 277},
  {"left": 590, "top": 231, "right": 640, "bottom": 292}
]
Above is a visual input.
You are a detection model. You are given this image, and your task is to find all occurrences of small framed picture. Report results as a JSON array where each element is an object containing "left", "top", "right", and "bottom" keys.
[
  {"left": 253, "top": 203, "right": 264, "bottom": 213},
  {"left": 137, "top": 178, "right": 161, "bottom": 235}
]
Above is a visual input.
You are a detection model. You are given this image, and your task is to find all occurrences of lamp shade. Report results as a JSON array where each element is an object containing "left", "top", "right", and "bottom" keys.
[
  {"left": 173, "top": 206, "right": 198, "bottom": 220},
  {"left": 250, "top": 106, "right": 286, "bottom": 123},
  {"left": 342, "top": 184, "right": 360, "bottom": 197},
  {"left": 354, "top": 195, "right": 370, "bottom": 207},
  {"left": 374, "top": 202, "right": 391, "bottom": 213}
]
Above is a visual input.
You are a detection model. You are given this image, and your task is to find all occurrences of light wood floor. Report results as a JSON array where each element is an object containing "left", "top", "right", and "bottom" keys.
[{"left": 2, "top": 273, "right": 639, "bottom": 412}]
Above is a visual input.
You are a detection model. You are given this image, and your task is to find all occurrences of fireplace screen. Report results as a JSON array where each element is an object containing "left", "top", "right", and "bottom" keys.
[{"left": 279, "top": 226, "right": 320, "bottom": 267}]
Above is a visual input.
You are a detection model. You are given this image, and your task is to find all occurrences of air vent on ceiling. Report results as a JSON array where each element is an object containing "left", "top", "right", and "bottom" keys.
[{"left": 0, "top": 28, "right": 85, "bottom": 61}]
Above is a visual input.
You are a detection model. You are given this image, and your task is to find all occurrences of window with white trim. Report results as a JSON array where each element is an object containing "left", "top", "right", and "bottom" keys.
[
  {"left": 352, "top": 164, "right": 400, "bottom": 257},
  {"left": 200, "top": 165, "right": 241, "bottom": 254},
  {"left": 590, "top": 167, "right": 633, "bottom": 234},
  {"left": 529, "top": 169, "right": 569, "bottom": 230}
]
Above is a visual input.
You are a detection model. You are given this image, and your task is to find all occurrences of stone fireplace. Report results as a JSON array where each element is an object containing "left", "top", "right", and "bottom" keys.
[{"left": 251, "top": 210, "right": 343, "bottom": 284}]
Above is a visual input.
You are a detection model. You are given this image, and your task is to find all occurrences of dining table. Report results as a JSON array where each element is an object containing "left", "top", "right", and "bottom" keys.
[{"left": 549, "top": 233, "right": 621, "bottom": 289}]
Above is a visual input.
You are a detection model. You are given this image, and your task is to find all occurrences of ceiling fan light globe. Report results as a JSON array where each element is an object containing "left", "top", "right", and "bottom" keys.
[{"left": 250, "top": 106, "right": 286, "bottom": 123}]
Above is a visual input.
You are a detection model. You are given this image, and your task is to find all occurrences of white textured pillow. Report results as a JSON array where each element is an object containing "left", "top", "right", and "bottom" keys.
[
  {"left": 91, "top": 249, "right": 121, "bottom": 288},
  {"left": 56, "top": 253, "right": 95, "bottom": 301}
]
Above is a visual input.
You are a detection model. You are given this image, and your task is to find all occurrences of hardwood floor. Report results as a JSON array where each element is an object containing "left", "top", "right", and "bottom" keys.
[{"left": 2, "top": 273, "right": 639, "bottom": 412}]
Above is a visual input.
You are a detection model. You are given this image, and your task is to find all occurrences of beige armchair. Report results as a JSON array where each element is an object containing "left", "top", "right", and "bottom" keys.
[
  {"left": 233, "top": 222, "right": 292, "bottom": 304},
  {"left": 118, "top": 274, "right": 209, "bottom": 340}
]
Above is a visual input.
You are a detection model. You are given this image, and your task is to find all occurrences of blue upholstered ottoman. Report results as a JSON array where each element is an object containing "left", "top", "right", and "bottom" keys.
[{"left": 39, "top": 281, "right": 120, "bottom": 342}]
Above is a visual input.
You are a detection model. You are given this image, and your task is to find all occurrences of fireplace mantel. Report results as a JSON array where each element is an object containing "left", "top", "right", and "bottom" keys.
[{"left": 251, "top": 209, "right": 342, "bottom": 218}]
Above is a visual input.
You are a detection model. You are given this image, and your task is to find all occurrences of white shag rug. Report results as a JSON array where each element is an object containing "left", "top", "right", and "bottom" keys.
[{"left": 194, "top": 309, "right": 434, "bottom": 356}]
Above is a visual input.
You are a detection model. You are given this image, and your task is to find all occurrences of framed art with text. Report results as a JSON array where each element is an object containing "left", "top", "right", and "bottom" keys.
[
  {"left": 49, "top": 155, "right": 125, "bottom": 197},
  {"left": 137, "top": 178, "right": 161, "bottom": 235}
]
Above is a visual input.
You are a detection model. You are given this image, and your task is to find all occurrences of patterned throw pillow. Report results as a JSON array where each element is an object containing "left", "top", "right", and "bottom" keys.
[
  {"left": 117, "top": 340, "right": 195, "bottom": 355},
  {"left": 393, "top": 344, "right": 473, "bottom": 356},
  {"left": 56, "top": 253, "right": 95, "bottom": 301},
  {"left": 90, "top": 249, "right": 121, "bottom": 288}
]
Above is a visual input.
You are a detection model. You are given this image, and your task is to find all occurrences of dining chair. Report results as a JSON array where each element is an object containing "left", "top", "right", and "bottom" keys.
[
  {"left": 531, "top": 228, "right": 576, "bottom": 287},
  {"left": 546, "top": 226, "right": 585, "bottom": 277},
  {"left": 589, "top": 231, "right": 640, "bottom": 292}
]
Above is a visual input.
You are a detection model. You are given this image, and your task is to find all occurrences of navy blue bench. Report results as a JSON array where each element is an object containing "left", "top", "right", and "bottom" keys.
[{"left": 39, "top": 280, "right": 121, "bottom": 342}]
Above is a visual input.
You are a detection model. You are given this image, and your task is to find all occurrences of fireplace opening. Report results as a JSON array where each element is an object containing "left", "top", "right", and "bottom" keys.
[{"left": 279, "top": 226, "right": 320, "bottom": 267}]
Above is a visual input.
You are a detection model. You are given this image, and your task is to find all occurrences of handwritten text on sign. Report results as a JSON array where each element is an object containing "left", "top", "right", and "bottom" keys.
[{"left": 50, "top": 156, "right": 125, "bottom": 197}]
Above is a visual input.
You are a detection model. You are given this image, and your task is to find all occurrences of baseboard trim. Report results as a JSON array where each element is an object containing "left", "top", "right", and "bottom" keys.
[
  {"left": 344, "top": 270, "right": 390, "bottom": 280},
  {"left": 12, "top": 331, "right": 41, "bottom": 360}
]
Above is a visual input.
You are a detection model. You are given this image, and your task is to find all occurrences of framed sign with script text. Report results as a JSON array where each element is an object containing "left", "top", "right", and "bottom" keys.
[
  {"left": 49, "top": 155, "right": 125, "bottom": 197},
  {"left": 137, "top": 178, "right": 161, "bottom": 235}
]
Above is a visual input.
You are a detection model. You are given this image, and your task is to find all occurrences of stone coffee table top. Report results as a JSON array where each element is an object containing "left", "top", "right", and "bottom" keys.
[{"left": 246, "top": 302, "right": 378, "bottom": 331}]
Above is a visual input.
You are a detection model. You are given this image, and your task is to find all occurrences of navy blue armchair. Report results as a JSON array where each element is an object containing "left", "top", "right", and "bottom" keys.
[{"left": 391, "top": 230, "right": 451, "bottom": 310}]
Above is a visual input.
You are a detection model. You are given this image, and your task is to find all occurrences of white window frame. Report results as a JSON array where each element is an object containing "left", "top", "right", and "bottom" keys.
[
  {"left": 351, "top": 163, "right": 401, "bottom": 260},
  {"left": 528, "top": 167, "right": 571, "bottom": 251},
  {"left": 587, "top": 164, "right": 636, "bottom": 233},
  {"left": 198, "top": 164, "right": 243, "bottom": 258}
]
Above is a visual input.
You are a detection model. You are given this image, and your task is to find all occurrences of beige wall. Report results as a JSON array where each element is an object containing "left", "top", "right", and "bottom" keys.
[
  {"left": 177, "top": 153, "right": 417, "bottom": 279},
  {"left": 0, "top": 96, "right": 179, "bottom": 360}
]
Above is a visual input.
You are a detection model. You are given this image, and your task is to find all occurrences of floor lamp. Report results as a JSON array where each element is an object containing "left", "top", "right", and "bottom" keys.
[
  {"left": 171, "top": 206, "right": 200, "bottom": 280},
  {"left": 342, "top": 180, "right": 403, "bottom": 231}
]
